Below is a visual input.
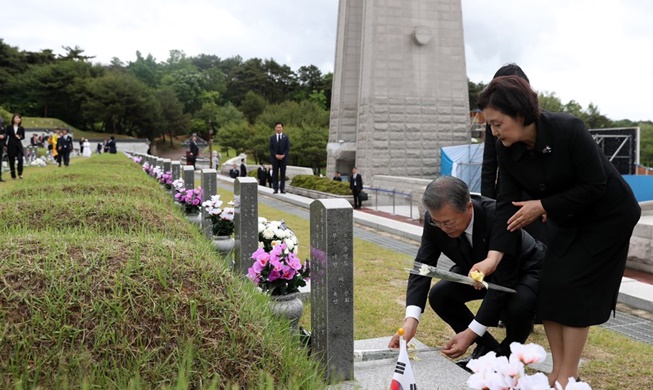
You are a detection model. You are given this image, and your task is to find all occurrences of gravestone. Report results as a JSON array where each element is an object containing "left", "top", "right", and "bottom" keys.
[
  {"left": 163, "top": 158, "right": 171, "bottom": 173},
  {"left": 201, "top": 169, "right": 217, "bottom": 239},
  {"left": 171, "top": 161, "right": 181, "bottom": 181},
  {"left": 310, "top": 198, "right": 354, "bottom": 383},
  {"left": 182, "top": 166, "right": 194, "bottom": 190},
  {"left": 233, "top": 177, "right": 258, "bottom": 274},
  {"left": 156, "top": 157, "right": 164, "bottom": 170}
]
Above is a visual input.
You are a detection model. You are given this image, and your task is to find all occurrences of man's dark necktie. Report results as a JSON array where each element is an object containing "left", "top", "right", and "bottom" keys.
[{"left": 459, "top": 234, "right": 473, "bottom": 261}]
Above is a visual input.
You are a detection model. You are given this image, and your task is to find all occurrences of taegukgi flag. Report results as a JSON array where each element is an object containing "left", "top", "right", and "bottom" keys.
[{"left": 389, "top": 328, "right": 417, "bottom": 390}]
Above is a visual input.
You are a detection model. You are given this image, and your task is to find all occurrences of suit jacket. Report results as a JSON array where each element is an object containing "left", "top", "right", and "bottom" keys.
[
  {"left": 257, "top": 167, "right": 267, "bottom": 181},
  {"left": 0, "top": 126, "right": 6, "bottom": 152},
  {"left": 406, "top": 195, "right": 544, "bottom": 327},
  {"left": 107, "top": 139, "right": 117, "bottom": 154},
  {"left": 240, "top": 163, "right": 247, "bottom": 177},
  {"left": 269, "top": 133, "right": 290, "bottom": 162},
  {"left": 491, "top": 111, "right": 641, "bottom": 258},
  {"left": 5, "top": 125, "right": 25, "bottom": 153},
  {"left": 189, "top": 141, "right": 199, "bottom": 159},
  {"left": 481, "top": 124, "right": 499, "bottom": 198},
  {"left": 349, "top": 174, "right": 363, "bottom": 192}
]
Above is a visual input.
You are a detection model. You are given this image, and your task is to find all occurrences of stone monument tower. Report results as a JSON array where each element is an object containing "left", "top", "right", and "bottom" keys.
[{"left": 327, "top": 0, "right": 470, "bottom": 183}]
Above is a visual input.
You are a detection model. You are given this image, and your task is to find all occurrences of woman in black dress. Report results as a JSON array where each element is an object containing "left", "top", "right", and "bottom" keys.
[
  {"left": 474, "top": 76, "right": 640, "bottom": 387},
  {"left": 5, "top": 113, "right": 25, "bottom": 179}
]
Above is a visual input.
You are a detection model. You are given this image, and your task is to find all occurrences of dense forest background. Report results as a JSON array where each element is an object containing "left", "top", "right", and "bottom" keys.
[{"left": 1, "top": 39, "right": 651, "bottom": 167}]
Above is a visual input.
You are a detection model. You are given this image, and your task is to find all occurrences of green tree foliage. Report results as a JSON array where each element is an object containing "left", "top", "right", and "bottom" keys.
[
  {"left": 158, "top": 86, "right": 189, "bottom": 145},
  {"left": 82, "top": 71, "right": 162, "bottom": 139},
  {"left": 538, "top": 91, "right": 564, "bottom": 112},
  {"left": 468, "top": 79, "right": 486, "bottom": 110},
  {"left": 639, "top": 122, "right": 653, "bottom": 166},
  {"left": 127, "top": 51, "right": 160, "bottom": 88},
  {"left": 240, "top": 91, "right": 268, "bottom": 124}
]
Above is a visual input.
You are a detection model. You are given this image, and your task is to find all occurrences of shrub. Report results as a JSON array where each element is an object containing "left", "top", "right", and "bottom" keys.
[{"left": 290, "top": 174, "right": 351, "bottom": 195}]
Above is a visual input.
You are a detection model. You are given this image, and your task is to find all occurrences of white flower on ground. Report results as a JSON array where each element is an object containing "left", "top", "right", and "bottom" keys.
[
  {"left": 510, "top": 342, "right": 547, "bottom": 365},
  {"left": 557, "top": 378, "right": 592, "bottom": 390},
  {"left": 517, "top": 373, "right": 551, "bottom": 390}
]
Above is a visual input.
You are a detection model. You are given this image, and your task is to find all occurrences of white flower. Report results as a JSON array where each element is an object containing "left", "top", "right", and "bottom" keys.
[
  {"left": 284, "top": 238, "right": 295, "bottom": 251},
  {"left": 419, "top": 264, "right": 431, "bottom": 276},
  {"left": 258, "top": 217, "right": 268, "bottom": 224},
  {"left": 510, "top": 342, "right": 547, "bottom": 365},
  {"left": 558, "top": 378, "right": 592, "bottom": 390},
  {"left": 262, "top": 228, "right": 275, "bottom": 240},
  {"left": 517, "top": 373, "right": 551, "bottom": 390}
]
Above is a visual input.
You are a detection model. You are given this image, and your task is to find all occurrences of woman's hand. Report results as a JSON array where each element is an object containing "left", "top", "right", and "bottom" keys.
[{"left": 507, "top": 200, "right": 545, "bottom": 232}]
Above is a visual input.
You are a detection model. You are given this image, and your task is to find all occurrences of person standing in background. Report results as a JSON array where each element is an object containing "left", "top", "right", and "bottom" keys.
[
  {"left": 349, "top": 167, "right": 363, "bottom": 209},
  {"left": 0, "top": 118, "right": 5, "bottom": 182},
  {"left": 239, "top": 158, "right": 247, "bottom": 177},
  {"left": 57, "top": 128, "right": 73, "bottom": 167},
  {"left": 5, "top": 114, "right": 26, "bottom": 179},
  {"left": 269, "top": 122, "right": 290, "bottom": 194},
  {"left": 188, "top": 135, "right": 199, "bottom": 170},
  {"left": 257, "top": 162, "right": 268, "bottom": 186},
  {"left": 107, "top": 136, "right": 117, "bottom": 154},
  {"left": 332, "top": 171, "right": 342, "bottom": 181}
]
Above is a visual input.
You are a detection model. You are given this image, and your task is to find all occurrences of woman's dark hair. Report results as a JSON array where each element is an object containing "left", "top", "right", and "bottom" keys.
[
  {"left": 477, "top": 76, "right": 540, "bottom": 126},
  {"left": 493, "top": 63, "right": 529, "bottom": 83},
  {"left": 11, "top": 113, "right": 22, "bottom": 126}
]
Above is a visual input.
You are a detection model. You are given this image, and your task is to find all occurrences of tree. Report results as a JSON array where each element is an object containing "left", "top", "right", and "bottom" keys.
[
  {"left": 538, "top": 91, "right": 563, "bottom": 112},
  {"left": 59, "top": 45, "right": 95, "bottom": 62},
  {"left": 128, "top": 51, "right": 160, "bottom": 88},
  {"left": 161, "top": 68, "right": 204, "bottom": 114},
  {"left": 468, "top": 79, "right": 486, "bottom": 111},
  {"left": 158, "top": 86, "right": 189, "bottom": 146},
  {"left": 82, "top": 71, "right": 161, "bottom": 139},
  {"left": 583, "top": 103, "right": 612, "bottom": 129},
  {"left": 240, "top": 91, "right": 267, "bottom": 125}
]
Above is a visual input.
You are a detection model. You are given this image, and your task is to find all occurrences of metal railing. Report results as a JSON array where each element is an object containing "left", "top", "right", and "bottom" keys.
[{"left": 362, "top": 186, "right": 420, "bottom": 220}]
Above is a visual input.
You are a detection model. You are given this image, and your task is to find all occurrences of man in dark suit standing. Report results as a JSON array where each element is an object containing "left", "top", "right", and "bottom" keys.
[
  {"left": 239, "top": 158, "right": 247, "bottom": 177},
  {"left": 269, "top": 122, "right": 290, "bottom": 194},
  {"left": 349, "top": 167, "right": 363, "bottom": 209},
  {"left": 107, "top": 136, "right": 117, "bottom": 154},
  {"left": 188, "top": 135, "right": 199, "bottom": 170},
  {"left": 257, "top": 162, "right": 268, "bottom": 186},
  {"left": 0, "top": 118, "right": 6, "bottom": 182},
  {"left": 388, "top": 176, "right": 544, "bottom": 364}
]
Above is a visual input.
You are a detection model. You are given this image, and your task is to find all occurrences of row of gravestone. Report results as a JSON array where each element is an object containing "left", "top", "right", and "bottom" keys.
[{"left": 126, "top": 152, "right": 355, "bottom": 384}]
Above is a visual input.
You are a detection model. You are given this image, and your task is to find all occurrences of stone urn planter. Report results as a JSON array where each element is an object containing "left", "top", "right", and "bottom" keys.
[
  {"left": 269, "top": 292, "right": 304, "bottom": 330},
  {"left": 185, "top": 211, "right": 202, "bottom": 227},
  {"left": 212, "top": 235, "right": 235, "bottom": 256}
]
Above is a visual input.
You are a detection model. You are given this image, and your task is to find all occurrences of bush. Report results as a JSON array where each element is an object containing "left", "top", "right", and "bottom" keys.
[{"left": 290, "top": 174, "right": 351, "bottom": 195}]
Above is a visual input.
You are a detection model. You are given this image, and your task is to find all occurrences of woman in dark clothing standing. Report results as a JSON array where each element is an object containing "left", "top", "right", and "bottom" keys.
[
  {"left": 188, "top": 136, "right": 199, "bottom": 170},
  {"left": 474, "top": 76, "right": 640, "bottom": 388},
  {"left": 5, "top": 113, "right": 25, "bottom": 179}
]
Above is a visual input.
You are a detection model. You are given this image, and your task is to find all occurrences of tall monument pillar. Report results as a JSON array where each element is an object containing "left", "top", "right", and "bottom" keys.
[{"left": 328, "top": 0, "right": 470, "bottom": 183}]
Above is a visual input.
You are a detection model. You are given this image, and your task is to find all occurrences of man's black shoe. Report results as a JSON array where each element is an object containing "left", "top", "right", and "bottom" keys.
[
  {"left": 455, "top": 344, "right": 495, "bottom": 372},
  {"left": 280, "top": 190, "right": 286, "bottom": 194},
  {"left": 273, "top": 191, "right": 278, "bottom": 194}
]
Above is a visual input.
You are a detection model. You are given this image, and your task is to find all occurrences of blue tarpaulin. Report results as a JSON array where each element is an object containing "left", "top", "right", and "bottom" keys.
[{"left": 440, "top": 143, "right": 484, "bottom": 193}]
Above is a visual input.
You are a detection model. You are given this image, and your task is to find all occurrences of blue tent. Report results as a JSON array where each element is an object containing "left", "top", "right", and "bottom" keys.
[{"left": 440, "top": 143, "right": 484, "bottom": 193}]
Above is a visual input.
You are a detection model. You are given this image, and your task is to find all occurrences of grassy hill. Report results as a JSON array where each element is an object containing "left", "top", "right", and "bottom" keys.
[
  {"left": 22, "top": 117, "right": 136, "bottom": 140},
  {"left": 0, "top": 155, "right": 325, "bottom": 389}
]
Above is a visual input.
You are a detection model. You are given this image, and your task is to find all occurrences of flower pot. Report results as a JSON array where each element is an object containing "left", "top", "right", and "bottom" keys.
[
  {"left": 269, "top": 292, "right": 304, "bottom": 330},
  {"left": 185, "top": 211, "right": 202, "bottom": 227},
  {"left": 212, "top": 235, "right": 235, "bottom": 256}
]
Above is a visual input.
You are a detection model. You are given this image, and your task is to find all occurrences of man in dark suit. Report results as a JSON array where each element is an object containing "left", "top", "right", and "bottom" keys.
[
  {"left": 388, "top": 176, "right": 544, "bottom": 365},
  {"left": 269, "top": 122, "right": 290, "bottom": 194},
  {"left": 239, "top": 158, "right": 247, "bottom": 177},
  {"left": 349, "top": 167, "right": 363, "bottom": 209},
  {"left": 56, "top": 128, "right": 73, "bottom": 167},
  {"left": 0, "top": 119, "right": 6, "bottom": 182},
  {"left": 107, "top": 136, "right": 117, "bottom": 154},
  {"left": 229, "top": 164, "right": 239, "bottom": 179},
  {"left": 188, "top": 135, "right": 199, "bottom": 170},
  {"left": 257, "top": 162, "right": 268, "bottom": 186}
]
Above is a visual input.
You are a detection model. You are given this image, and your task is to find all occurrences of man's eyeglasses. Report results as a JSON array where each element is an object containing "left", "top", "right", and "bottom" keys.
[{"left": 428, "top": 218, "right": 457, "bottom": 228}]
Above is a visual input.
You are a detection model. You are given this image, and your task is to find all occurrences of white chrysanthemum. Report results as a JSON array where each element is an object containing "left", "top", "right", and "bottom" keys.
[
  {"left": 284, "top": 238, "right": 294, "bottom": 251},
  {"left": 258, "top": 223, "right": 265, "bottom": 233},
  {"left": 258, "top": 217, "right": 268, "bottom": 224},
  {"left": 262, "top": 228, "right": 275, "bottom": 240}
]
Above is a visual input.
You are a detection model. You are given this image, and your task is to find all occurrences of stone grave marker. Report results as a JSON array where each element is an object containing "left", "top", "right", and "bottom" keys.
[
  {"left": 310, "top": 198, "right": 354, "bottom": 383},
  {"left": 233, "top": 177, "right": 258, "bottom": 274},
  {"left": 201, "top": 169, "right": 217, "bottom": 239}
]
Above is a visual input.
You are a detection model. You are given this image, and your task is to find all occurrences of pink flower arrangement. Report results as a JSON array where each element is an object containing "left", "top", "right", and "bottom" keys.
[
  {"left": 158, "top": 170, "right": 173, "bottom": 189},
  {"left": 247, "top": 243, "right": 310, "bottom": 296},
  {"left": 174, "top": 187, "right": 203, "bottom": 214}
]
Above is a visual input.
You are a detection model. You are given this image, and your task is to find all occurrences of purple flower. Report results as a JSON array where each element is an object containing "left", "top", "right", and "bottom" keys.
[{"left": 268, "top": 269, "right": 281, "bottom": 282}]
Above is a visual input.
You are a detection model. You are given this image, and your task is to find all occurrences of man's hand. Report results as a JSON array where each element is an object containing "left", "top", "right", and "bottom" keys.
[
  {"left": 442, "top": 328, "right": 477, "bottom": 359},
  {"left": 469, "top": 250, "right": 503, "bottom": 282},
  {"left": 275, "top": 154, "right": 284, "bottom": 160},
  {"left": 388, "top": 317, "right": 418, "bottom": 349},
  {"left": 507, "top": 200, "right": 545, "bottom": 232}
]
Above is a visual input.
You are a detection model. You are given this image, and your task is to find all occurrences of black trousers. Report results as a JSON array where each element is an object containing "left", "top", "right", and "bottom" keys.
[
  {"left": 428, "top": 267, "right": 538, "bottom": 356},
  {"left": 8, "top": 150, "right": 23, "bottom": 178},
  {"left": 352, "top": 189, "right": 362, "bottom": 208},
  {"left": 61, "top": 150, "right": 70, "bottom": 166},
  {"left": 271, "top": 159, "right": 287, "bottom": 191}
]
